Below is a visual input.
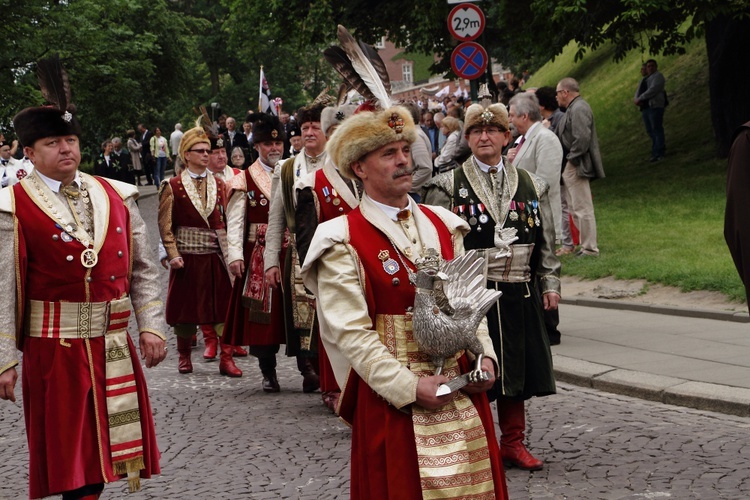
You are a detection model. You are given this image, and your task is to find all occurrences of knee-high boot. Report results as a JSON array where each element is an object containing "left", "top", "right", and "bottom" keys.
[
  {"left": 219, "top": 341, "right": 243, "bottom": 377},
  {"left": 200, "top": 324, "right": 218, "bottom": 360},
  {"left": 297, "top": 356, "right": 320, "bottom": 393},
  {"left": 497, "top": 399, "right": 543, "bottom": 470},
  {"left": 177, "top": 336, "right": 193, "bottom": 374}
]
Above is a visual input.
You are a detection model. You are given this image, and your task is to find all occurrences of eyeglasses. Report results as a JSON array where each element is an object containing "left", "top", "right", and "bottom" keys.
[
  {"left": 188, "top": 148, "right": 211, "bottom": 155},
  {"left": 469, "top": 127, "right": 503, "bottom": 137},
  {"left": 556, "top": 89, "right": 566, "bottom": 95}
]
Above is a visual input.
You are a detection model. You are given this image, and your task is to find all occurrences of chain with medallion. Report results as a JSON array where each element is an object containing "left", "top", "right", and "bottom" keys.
[{"left": 29, "top": 174, "right": 99, "bottom": 268}]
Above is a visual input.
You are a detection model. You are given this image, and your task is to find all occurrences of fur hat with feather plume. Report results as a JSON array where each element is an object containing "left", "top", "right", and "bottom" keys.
[
  {"left": 13, "top": 56, "right": 82, "bottom": 147},
  {"left": 326, "top": 106, "right": 416, "bottom": 180}
]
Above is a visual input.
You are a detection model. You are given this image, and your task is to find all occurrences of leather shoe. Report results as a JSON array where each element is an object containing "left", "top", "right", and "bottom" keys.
[
  {"left": 501, "top": 443, "right": 544, "bottom": 471},
  {"left": 302, "top": 372, "right": 320, "bottom": 393},
  {"left": 262, "top": 376, "right": 280, "bottom": 393},
  {"left": 555, "top": 246, "right": 575, "bottom": 256},
  {"left": 233, "top": 345, "right": 248, "bottom": 357}
]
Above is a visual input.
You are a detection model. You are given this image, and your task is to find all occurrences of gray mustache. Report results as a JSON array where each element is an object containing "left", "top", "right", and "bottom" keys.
[{"left": 393, "top": 167, "right": 415, "bottom": 179}]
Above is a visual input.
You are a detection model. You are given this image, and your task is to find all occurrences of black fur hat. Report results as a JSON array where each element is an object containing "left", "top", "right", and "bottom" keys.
[{"left": 248, "top": 113, "right": 286, "bottom": 143}]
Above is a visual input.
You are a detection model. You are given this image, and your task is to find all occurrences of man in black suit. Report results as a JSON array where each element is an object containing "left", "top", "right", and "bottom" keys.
[
  {"left": 137, "top": 123, "right": 155, "bottom": 185},
  {"left": 223, "top": 117, "right": 249, "bottom": 160}
]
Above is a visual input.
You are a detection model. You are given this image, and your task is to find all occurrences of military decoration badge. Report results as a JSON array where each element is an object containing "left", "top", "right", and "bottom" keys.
[
  {"left": 459, "top": 184, "right": 469, "bottom": 199},
  {"left": 379, "top": 250, "right": 400, "bottom": 275}
]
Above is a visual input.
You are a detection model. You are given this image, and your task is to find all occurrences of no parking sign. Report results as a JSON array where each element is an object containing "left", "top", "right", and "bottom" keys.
[{"left": 451, "top": 42, "right": 488, "bottom": 80}]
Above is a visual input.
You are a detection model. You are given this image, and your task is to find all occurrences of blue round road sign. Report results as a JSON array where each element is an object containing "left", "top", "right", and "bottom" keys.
[{"left": 451, "top": 42, "right": 488, "bottom": 80}]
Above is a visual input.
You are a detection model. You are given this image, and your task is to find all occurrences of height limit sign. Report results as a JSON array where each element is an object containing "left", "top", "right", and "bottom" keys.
[{"left": 447, "top": 3, "right": 485, "bottom": 42}]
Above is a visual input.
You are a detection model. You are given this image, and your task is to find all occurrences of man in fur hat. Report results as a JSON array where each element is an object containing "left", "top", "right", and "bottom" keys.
[
  {"left": 222, "top": 112, "right": 313, "bottom": 392},
  {"left": 158, "top": 122, "right": 242, "bottom": 378},
  {"left": 301, "top": 106, "right": 507, "bottom": 499},
  {"left": 260, "top": 102, "right": 329, "bottom": 393},
  {"left": 423, "top": 101, "right": 560, "bottom": 471},
  {"left": 0, "top": 59, "right": 166, "bottom": 499},
  {"left": 293, "top": 103, "right": 359, "bottom": 410}
]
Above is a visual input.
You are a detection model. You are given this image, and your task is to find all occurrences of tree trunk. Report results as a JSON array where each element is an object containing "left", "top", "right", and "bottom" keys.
[{"left": 706, "top": 15, "right": 750, "bottom": 158}]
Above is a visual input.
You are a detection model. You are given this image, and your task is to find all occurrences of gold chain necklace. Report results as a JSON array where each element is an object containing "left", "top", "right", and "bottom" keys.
[{"left": 30, "top": 174, "right": 99, "bottom": 268}]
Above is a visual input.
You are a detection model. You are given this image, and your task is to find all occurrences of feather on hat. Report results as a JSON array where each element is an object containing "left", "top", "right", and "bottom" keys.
[{"left": 13, "top": 55, "right": 82, "bottom": 147}]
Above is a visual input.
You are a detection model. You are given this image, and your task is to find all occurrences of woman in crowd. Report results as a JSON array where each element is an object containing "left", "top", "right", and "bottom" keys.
[
  {"left": 230, "top": 146, "right": 246, "bottom": 171},
  {"left": 149, "top": 127, "right": 170, "bottom": 185},
  {"left": 127, "top": 129, "right": 144, "bottom": 185},
  {"left": 433, "top": 116, "right": 463, "bottom": 173},
  {"left": 94, "top": 139, "right": 117, "bottom": 179}
]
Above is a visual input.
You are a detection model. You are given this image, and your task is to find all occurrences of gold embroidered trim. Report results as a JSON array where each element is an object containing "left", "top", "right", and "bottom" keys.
[
  {"left": 85, "top": 338, "right": 110, "bottom": 484},
  {"left": 135, "top": 300, "right": 162, "bottom": 315},
  {"left": 139, "top": 328, "right": 167, "bottom": 341}
]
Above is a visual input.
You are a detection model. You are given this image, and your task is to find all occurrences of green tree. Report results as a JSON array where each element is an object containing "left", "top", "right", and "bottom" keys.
[
  {"left": 0, "top": 0, "right": 199, "bottom": 151},
  {"left": 481, "top": 0, "right": 750, "bottom": 156}
]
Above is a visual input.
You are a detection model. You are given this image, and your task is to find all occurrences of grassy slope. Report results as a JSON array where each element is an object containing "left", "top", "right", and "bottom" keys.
[{"left": 527, "top": 39, "right": 744, "bottom": 301}]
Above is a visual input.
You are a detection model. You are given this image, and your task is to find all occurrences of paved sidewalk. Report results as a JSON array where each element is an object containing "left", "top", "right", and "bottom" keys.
[{"left": 554, "top": 298, "right": 750, "bottom": 417}]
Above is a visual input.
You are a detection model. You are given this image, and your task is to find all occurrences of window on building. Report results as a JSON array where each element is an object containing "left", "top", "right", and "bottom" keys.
[
  {"left": 375, "top": 36, "right": 386, "bottom": 49},
  {"left": 402, "top": 63, "right": 413, "bottom": 83}
]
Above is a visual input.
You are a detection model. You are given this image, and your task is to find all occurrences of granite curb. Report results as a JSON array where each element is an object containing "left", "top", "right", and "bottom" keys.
[
  {"left": 561, "top": 296, "right": 750, "bottom": 323},
  {"left": 553, "top": 355, "right": 750, "bottom": 417}
]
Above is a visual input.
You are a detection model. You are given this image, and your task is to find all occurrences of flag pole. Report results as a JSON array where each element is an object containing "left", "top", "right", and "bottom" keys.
[{"left": 258, "top": 65, "right": 264, "bottom": 112}]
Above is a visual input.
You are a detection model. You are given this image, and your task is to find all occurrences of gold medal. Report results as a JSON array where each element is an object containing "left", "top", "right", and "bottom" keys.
[
  {"left": 81, "top": 248, "right": 98, "bottom": 268},
  {"left": 332, "top": 198, "right": 341, "bottom": 206}
]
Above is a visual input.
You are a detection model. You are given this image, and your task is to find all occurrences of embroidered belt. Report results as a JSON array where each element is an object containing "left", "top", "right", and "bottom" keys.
[
  {"left": 26, "top": 296, "right": 146, "bottom": 493},
  {"left": 26, "top": 297, "right": 131, "bottom": 339},
  {"left": 482, "top": 243, "right": 534, "bottom": 283},
  {"left": 176, "top": 226, "right": 220, "bottom": 254},
  {"left": 374, "top": 314, "right": 496, "bottom": 498}
]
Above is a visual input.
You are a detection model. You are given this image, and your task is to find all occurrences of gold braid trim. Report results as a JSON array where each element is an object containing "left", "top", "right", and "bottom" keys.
[
  {"left": 0, "top": 360, "right": 19, "bottom": 374},
  {"left": 135, "top": 300, "right": 163, "bottom": 315},
  {"left": 139, "top": 328, "right": 167, "bottom": 341},
  {"left": 85, "top": 338, "right": 110, "bottom": 484}
]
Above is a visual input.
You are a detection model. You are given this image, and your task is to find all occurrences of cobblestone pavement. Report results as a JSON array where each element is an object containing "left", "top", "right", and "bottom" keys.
[{"left": 2, "top": 196, "right": 750, "bottom": 499}]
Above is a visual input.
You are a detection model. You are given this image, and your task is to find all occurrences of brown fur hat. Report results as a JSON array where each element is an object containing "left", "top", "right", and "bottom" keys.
[
  {"left": 463, "top": 103, "right": 510, "bottom": 134},
  {"left": 327, "top": 105, "right": 416, "bottom": 179}
]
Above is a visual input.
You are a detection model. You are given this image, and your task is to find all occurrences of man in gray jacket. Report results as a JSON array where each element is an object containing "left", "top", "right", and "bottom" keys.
[
  {"left": 555, "top": 78, "right": 605, "bottom": 257},
  {"left": 634, "top": 59, "right": 667, "bottom": 162}
]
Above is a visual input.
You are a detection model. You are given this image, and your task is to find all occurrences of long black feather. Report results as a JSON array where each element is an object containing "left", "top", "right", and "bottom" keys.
[
  {"left": 36, "top": 56, "right": 71, "bottom": 112},
  {"left": 357, "top": 41, "right": 391, "bottom": 95},
  {"left": 336, "top": 83, "right": 351, "bottom": 106},
  {"left": 323, "top": 46, "right": 375, "bottom": 102}
]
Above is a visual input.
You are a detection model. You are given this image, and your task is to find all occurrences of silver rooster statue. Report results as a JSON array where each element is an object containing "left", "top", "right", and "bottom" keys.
[{"left": 410, "top": 248, "right": 502, "bottom": 395}]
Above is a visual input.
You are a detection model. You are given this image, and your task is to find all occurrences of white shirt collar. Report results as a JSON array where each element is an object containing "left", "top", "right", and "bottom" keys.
[
  {"left": 187, "top": 169, "right": 207, "bottom": 179},
  {"left": 259, "top": 159, "right": 274, "bottom": 172},
  {"left": 474, "top": 156, "right": 504, "bottom": 174},
  {"left": 36, "top": 169, "right": 82, "bottom": 193},
  {"left": 369, "top": 196, "right": 414, "bottom": 221}
]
